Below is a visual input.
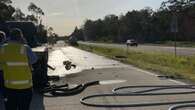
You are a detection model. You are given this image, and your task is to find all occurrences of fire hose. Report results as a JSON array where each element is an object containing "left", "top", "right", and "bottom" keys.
[
  {"left": 45, "top": 64, "right": 195, "bottom": 109},
  {"left": 41, "top": 80, "right": 125, "bottom": 97},
  {"left": 41, "top": 78, "right": 195, "bottom": 110},
  {"left": 41, "top": 81, "right": 99, "bottom": 97},
  {"left": 80, "top": 85, "right": 195, "bottom": 110}
]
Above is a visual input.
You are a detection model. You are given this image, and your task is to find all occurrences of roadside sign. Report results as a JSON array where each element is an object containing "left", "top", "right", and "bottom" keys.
[{"left": 171, "top": 15, "right": 178, "bottom": 33}]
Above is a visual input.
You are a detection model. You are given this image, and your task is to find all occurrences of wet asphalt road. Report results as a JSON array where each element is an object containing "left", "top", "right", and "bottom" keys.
[
  {"left": 47, "top": 46, "right": 127, "bottom": 77},
  {"left": 45, "top": 45, "right": 195, "bottom": 110},
  {"left": 79, "top": 42, "right": 195, "bottom": 56}
]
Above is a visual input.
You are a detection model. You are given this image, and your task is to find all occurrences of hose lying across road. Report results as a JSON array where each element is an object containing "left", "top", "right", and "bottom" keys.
[
  {"left": 41, "top": 81, "right": 99, "bottom": 97},
  {"left": 41, "top": 80, "right": 195, "bottom": 110},
  {"left": 81, "top": 85, "right": 195, "bottom": 110},
  {"left": 169, "top": 103, "right": 195, "bottom": 110}
]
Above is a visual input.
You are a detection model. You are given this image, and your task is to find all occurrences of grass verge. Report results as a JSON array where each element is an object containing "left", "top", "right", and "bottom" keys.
[
  {"left": 78, "top": 44, "right": 195, "bottom": 83},
  {"left": 148, "top": 41, "right": 195, "bottom": 48}
]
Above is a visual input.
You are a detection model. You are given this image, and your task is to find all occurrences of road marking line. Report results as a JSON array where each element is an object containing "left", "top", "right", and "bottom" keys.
[{"left": 129, "top": 66, "right": 187, "bottom": 85}]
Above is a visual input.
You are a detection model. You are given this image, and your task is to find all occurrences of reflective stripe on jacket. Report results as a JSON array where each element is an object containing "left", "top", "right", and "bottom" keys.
[{"left": 0, "top": 42, "right": 32, "bottom": 89}]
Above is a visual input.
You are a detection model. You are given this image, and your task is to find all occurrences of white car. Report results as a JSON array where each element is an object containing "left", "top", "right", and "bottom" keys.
[{"left": 126, "top": 39, "right": 138, "bottom": 46}]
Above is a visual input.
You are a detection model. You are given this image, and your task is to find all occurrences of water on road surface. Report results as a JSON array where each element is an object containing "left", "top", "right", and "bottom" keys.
[
  {"left": 48, "top": 46, "right": 127, "bottom": 77},
  {"left": 2, "top": 45, "right": 194, "bottom": 110}
]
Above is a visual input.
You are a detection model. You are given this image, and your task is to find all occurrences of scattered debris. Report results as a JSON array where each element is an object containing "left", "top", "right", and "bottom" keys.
[
  {"left": 48, "top": 76, "right": 60, "bottom": 82},
  {"left": 115, "top": 55, "right": 127, "bottom": 59},
  {"left": 98, "top": 72, "right": 103, "bottom": 75},
  {"left": 47, "top": 64, "right": 56, "bottom": 70},
  {"left": 63, "top": 60, "right": 77, "bottom": 70},
  {"left": 71, "top": 64, "right": 76, "bottom": 68},
  {"left": 157, "top": 75, "right": 176, "bottom": 79}
]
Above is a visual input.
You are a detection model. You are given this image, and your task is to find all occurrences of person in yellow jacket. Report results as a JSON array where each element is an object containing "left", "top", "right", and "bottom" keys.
[{"left": 0, "top": 28, "right": 37, "bottom": 110}]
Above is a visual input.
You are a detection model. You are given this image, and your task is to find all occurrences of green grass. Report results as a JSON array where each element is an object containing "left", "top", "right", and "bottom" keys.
[
  {"left": 78, "top": 44, "right": 195, "bottom": 82},
  {"left": 148, "top": 41, "right": 195, "bottom": 48}
]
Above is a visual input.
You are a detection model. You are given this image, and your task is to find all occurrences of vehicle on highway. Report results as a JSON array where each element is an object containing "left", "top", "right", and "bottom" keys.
[
  {"left": 69, "top": 36, "right": 79, "bottom": 46},
  {"left": 126, "top": 39, "right": 138, "bottom": 47},
  {"left": 1, "top": 1, "right": 195, "bottom": 110}
]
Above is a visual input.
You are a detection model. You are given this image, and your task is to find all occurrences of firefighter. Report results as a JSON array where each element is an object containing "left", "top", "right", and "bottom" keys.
[
  {"left": 0, "top": 31, "right": 6, "bottom": 45},
  {"left": 0, "top": 31, "right": 6, "bottom": 96},
  {"left": 0, "top": 28, "right": 37, "bottom": 110}
]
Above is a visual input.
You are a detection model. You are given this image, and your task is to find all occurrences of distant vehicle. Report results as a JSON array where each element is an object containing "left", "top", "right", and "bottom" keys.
[
  {"left": 69, "top": 36, "right": 78, "bottom": 46},
  {"left": 126, "top": 39, "right": 138, "bottom": 47}
]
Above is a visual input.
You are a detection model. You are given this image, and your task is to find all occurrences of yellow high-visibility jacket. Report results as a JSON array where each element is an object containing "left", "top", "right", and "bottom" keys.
[{"left": 0, "top": 42, "right": 32, "bottom": 89}]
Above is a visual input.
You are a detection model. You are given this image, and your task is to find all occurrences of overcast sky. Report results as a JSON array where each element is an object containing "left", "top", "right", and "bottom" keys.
[{"left": 12, "top": 0, "right": 164, "bottom": 36}]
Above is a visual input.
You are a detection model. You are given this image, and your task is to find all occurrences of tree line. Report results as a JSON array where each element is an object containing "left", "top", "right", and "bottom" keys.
[
  {"left": 0, "top": 0, "right": 59, "bottom": 44},
  {"left": 0, "top": 0, "right": 45, "bottom": 27},
  {"left": 71, "top": 0, "right": 195, "bottom": 43}
]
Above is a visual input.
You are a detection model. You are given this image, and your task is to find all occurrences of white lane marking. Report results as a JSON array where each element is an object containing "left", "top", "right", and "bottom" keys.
[
  {"left": 129, "top": 66, "right": 187, "bottom": 85},
  {"left": 168, "top": 79, "right": 187, "bottom": 85}
]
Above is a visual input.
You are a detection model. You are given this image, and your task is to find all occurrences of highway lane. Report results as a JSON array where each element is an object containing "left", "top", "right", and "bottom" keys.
[
  {"left": 79, "top": 41, "right": 195, "bottom": 56},
  {"left": 44, "top": 46, "right": 195, "bottom": 110},
  {"left": 47, "top": 46, "right": 127, "bottom": 77}
]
